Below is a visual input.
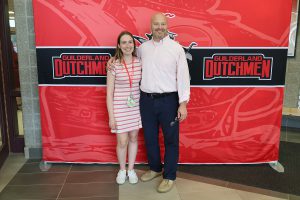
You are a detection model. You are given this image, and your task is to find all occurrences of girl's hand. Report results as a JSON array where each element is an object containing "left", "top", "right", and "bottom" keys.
[{"left": 109, "top": 117, "right": 117, "bottom": 130}]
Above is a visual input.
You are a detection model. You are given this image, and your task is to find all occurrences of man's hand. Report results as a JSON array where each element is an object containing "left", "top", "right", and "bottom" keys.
[
  {"left": 177, "top": 101, "right": 187, "bottom": 122},
  {"left": 106, "top": 56, "right": 116, "bottom": 72}
]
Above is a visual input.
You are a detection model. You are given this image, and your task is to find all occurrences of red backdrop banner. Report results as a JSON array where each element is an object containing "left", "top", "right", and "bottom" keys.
[{"left": 33, "top": 0, "right": 292, "bottom": 163}]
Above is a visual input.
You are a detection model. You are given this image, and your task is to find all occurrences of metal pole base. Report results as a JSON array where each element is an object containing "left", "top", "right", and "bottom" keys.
[
  {"left": 269, "top": 162, "right": 284, "bottom": 173},
  {"left": 39, "top": 161, "right": 52, "bottom": 172}
]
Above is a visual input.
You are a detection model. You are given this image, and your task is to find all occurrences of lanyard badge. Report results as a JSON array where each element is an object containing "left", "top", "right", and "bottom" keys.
[{"left": 127, "top": 94, "right": 136, "bottom": 107}]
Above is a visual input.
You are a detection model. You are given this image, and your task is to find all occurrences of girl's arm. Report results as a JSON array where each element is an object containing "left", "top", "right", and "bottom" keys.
[{"left": 106, "top": 70, "right": 116, "bottom": 130}]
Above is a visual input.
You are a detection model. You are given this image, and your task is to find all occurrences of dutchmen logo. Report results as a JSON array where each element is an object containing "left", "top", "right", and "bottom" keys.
[
  {"left": 204, "top": 54, "right": 273, "bottom": 80},
  {"left": 52, "top": 53, "right": 111, "bottom": 79}
]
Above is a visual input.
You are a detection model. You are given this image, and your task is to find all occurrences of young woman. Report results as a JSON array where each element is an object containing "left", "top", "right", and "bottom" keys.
[{"left": 106, "top": 31, "right": 142, "bottom": 184}]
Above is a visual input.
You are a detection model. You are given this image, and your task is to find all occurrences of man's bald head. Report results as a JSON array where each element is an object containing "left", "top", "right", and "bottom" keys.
[
  {"left": 151, "top": 13, "right": 168, "bottom": 42},
  {"left": 151, "top": 13, "right": 168, "bottom": 24}
]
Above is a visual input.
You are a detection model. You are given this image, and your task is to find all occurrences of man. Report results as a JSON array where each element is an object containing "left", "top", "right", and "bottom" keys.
[
  {"left": 108, "top": 13, "right": 190, "bottom": 192},
  {"left": 138, "top": 13, "right": 190, "bottom": 193}
]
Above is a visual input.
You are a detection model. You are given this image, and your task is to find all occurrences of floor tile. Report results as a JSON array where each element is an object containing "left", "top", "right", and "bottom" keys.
[
  {"left": 290, "top": 194, "right": 300, "bottom": 200},
  {"left": 280, "top": 130, "right": 287, "bottom": 141},
  {"left": 58, "top": 197, "right": 117, "bottom": 200},
  {"left": 120, "top": 182, "right": 181, "bottom": 200},
  {"left": 228, "top": 182, "right": 288, "bottom": 199},
  {"left": 8, "top": 172, "right": 67, "bottom": 185},
  {"left": 120, "top": 191, "right": 181, "bottom": 200},
  {"left": 58, "top": 183, "right": 118, "bottom": 199},
  {"left": 19, "top": 162, "right": 71, "bottom": 173},
  {"left": 133, "top": 164, "right": 148, "bottom": 171},
  {"left": 236, "top": 189, "right": 287, "bottom": 200},
  {"left": 71, "top": 164, "right": 118, "bottom": 172},
  {"left": 175, "top": 177, "right": 229, "bottom": 194},
  {"left": 66, "top": 171, "right": 116, "bottom": 183},
  {"left": 0, "top": 185, "right": 61, "bottom": 200},
  {"left": 286, "top": 131, "right": 300, "bottom": 143},
  {"left": 177, "top": 171, "right": 228, "bottom": 187},
  {"left": 178, "top": 189, "right": 242, "bottom": 200},
  {"left": 0, "top": 154, "right": 27, "bottom": 192}
]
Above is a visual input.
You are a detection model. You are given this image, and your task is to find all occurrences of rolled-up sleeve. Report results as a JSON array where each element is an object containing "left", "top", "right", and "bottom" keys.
[{"left": 177, "top": 48, "right": 190, "bottom": 103}]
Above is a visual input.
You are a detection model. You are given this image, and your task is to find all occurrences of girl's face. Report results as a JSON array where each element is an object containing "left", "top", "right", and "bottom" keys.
[{"left": 118, "top": 34, "right": 134, "bottom": 56}]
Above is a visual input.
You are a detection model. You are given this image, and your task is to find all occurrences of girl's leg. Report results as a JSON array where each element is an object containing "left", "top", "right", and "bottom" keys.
[
  {"left": 127, "top": 130, "right": 138, "bottom": 170},
  {"left": 116, "top": 133, "right": 129, "bottom": 170}
]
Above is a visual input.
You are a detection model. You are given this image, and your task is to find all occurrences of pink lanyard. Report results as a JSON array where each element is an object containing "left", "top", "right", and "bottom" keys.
[{"left": 122, "top": 57, "right": 134, "bottom": 89}]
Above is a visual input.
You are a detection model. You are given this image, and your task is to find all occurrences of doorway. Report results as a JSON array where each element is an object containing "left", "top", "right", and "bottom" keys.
[{"left": 0, "top": 0, "right": 25, "bottom": 168}]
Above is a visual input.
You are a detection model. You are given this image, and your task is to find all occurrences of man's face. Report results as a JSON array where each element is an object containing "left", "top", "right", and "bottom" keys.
[{"left": 151, "top": 14, "right": 168, "bottom": 40}]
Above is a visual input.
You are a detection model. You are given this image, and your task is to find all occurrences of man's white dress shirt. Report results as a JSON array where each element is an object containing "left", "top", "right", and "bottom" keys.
[{"left": 138, "top": 36, "right": 190, "bottom": 103}]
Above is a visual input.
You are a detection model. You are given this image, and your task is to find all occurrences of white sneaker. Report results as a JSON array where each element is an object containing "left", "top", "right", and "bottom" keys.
[
  {"left": 127, "top": 169, "right": 138, "bottom": 184},
  {"left": 116, "top": 169, "right": 127, "bottom": 184}
]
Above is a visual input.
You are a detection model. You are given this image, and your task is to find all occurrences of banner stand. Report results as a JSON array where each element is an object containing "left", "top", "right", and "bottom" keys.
[
  {"left": 269, "top": 162, "right": 285, "bottom": 173},
  {"left": 39, "top": 161, "right": 52, "bottom": 172},
  {"left": 33, "top": 0, "right": 293, "bottom": 164},
  {"left": 37, "top": 159, "right": 285, "bottom": 174}
]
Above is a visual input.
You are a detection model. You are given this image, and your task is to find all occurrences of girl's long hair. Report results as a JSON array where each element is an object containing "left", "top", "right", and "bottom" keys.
[{"left": 114, "top": 31, "right": 137, "bottom": 62}]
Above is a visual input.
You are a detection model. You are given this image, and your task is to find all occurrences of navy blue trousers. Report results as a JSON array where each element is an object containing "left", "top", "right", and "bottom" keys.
[{"left": 140, "top": 91, "right": 179, "bottom": 180}]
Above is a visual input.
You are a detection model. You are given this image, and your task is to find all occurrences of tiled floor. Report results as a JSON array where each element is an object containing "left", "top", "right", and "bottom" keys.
[
  {"left": 1, "top": 128, "right": 300, "bottom": 200},
  {"left": 0, "top": 154, "right": 26, "bottom": 192},
  {"left": 1, "top": 161, "right": 119, "bottom": 200}
]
